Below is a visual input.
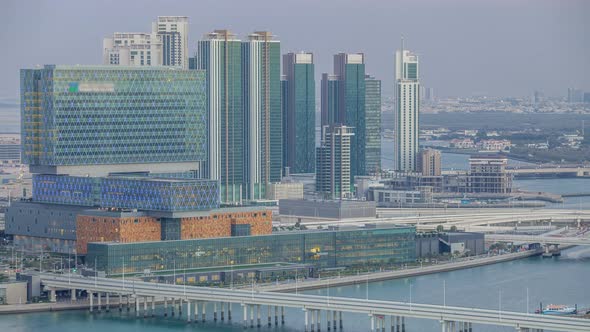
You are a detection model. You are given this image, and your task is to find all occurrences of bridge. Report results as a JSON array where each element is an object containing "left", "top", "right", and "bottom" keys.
[
  {"left": 41, "top": 274, "right": 590, "bottom": 332},
  {"left": 506, "top": 165, "right": 590, "bottom": 178},
  {"left": 485, "top": 234, "right": 590, "bottom": 246},
  {"left": 299, "top": 209, "right": 590, "bottom": 232}
]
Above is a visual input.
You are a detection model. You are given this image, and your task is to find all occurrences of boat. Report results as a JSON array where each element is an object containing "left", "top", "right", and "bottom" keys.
[{"left": 536, "top": 304, "right": 577, "bottom": 315}]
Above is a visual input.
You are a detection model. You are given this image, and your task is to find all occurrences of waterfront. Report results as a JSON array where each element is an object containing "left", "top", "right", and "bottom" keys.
[{"left": 1, "top": 246, "right": 589, "bottom": 332}]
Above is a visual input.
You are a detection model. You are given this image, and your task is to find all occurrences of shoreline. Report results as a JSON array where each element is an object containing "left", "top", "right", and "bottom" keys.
[
  {"left": 258, "top": 249, "right": 544, "bottom": 292},
  {"left": 0, "top": 249, "right": 547, "bottom": 314}
]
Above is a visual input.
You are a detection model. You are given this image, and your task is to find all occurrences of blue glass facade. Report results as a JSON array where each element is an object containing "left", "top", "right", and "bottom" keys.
[
  {"left": 32, "top": 174, "right": 219, "bottom": 211},
  {"left": 21, "top": 65, "right": 207, "bottom": 168}
]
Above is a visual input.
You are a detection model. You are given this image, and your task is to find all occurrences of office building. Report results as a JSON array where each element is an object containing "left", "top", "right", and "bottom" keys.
[
  {"left": 20, "top": 65, "right": 207, "bottom": 176},
  {"left": 394, "top": 41, "right": 420, "bottom": 172},
  {"left": 9, "top": 65, "right": 277, "bottom": 254},
  {"left": 0, "top": 143, "right": 20, "bottom": 164},
  {"left": 153, "top": 16, "right": 189, "bottom": 68},
  {"left": 469, "top": 155, "right": 512, "bottom": 193},
  {"left": 103, "top": 32, "right": 162, "bottom": 66},
  {"left": 195, "top": 30, "right": 245, "bottom": 203},
  {"left": 282, "top": 52, "right": 315, "bottom": 174},
  {"left": 87, "top": 224, "right": 416, "bottom": 276},
  {"left": 567, "top": 88, "right": 585, "bottom": 103},
  {"left": 278, "top": 199, "right": 376, "bottom": 222},
  {"left": 418, "top": 149, "right": 442, "bottom": 176},
  {"left": 242, "top": 31, "right": 282, "bottom": 200},
  {"left": 316, "top": 124, "right": 354, "bottom": 199},
  {"left": 364, "top": 74, "right": 382, "bottom": 174}
]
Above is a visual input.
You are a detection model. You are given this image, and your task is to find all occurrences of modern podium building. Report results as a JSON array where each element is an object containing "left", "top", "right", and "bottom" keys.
[
  {"left": 8, "top": 65, "right": 271, "bottom": 254},
  {"left": 87, "top": 224, "right": 417, "bottom": 276}
]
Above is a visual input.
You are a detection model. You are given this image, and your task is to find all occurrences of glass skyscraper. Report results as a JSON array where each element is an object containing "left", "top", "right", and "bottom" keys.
[
  {"left": 242, "top": 32, "right": 282, "bottom": 200},
  {"left": 196, "top": 30, "right": 245, "bottom": 204},
  {"left": 282, "top": 52, "right": 315, "bottom": 174},
  {"left": 364, "top": 75, "right": 382, "bottom": 174},
  {"left": 21, "top": 65, "right": 207, "bottom": 176}
]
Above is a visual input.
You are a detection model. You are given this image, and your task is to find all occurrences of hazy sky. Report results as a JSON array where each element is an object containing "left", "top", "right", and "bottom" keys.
[{"left": 1, "top": 0, "right": 588, "bottom": 99}]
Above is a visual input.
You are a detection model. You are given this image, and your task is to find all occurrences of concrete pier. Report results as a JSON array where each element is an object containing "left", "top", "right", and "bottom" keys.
[
  {"left": 214, "top": 302, "right": 217, "bottom": 321},
  {"left": 89, "top": 292, "right": 93, "bottom": 312},
  {"left": 186, "top": 301, "right": 191, "bottom": 323},
  {"left": 201, "top": 301, "right": 206, "bottom": 323},
  {"left": 97, "top": 292, "right": 101, "bottom": 312},
  {"left": 163, "top": 297, "right": 168, "bottom": 316}
]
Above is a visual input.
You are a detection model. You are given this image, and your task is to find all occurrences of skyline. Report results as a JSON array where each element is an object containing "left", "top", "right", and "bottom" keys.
[{"left": 1, "top": 0, "right": 588, "bottom": 100}]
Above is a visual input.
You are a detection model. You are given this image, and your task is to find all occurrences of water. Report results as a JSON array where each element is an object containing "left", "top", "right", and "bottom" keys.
[{"left": 1, "top": 247, "right": 589, "bottom": 332}]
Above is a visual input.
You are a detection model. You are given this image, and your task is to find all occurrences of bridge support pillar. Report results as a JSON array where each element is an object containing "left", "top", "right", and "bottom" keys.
[
  {"left": 96, "top": 292, "right": 102, "bottom": 312},
  {"left": 317, "top": 309, "right": 321, "bottom": 332},
  {"left": 105, "top": 293, "right": 110, "bottom": 312},
  {"left": 267, "top": 306, "right": 271, "bottom": 327},
  {"left": 401, "top": 316, "right": 405, "bottom": 332},
  {"left": 202, "top": 301, "right": 206, "bottom": 323},
  {"left": 242, "top": 304, "right": 247, "bottom": 328},
  {"left": 311, "top": 309, "right": 315, "bottom": 332},
  {"left": 228, "top": 302, "right": 232, "bottom": 321},
  {"left": 89, "top": 292, "right": 94, "bottom": 312},
  {"left": 118, "top": 294, "right": 122, "bottom": 312},
  {"left": 178, "top": 298, "right": 182, "bottom": 316},
  {"left": 440, "top": 320, "right": 446, "bottom": 332},
  {"left": 274, "top": 306, "right": 278, "bottom": 326},
  {"left": 126, "top": 295, "right": 130, "bottom": 312},
  {"left": 186, "top": 300, "right": 191, "bottom": 323},
  {"left": 250, "top": 304, "right": 254, "bottom": 328},
  {"left": 396, "top": 316, "right": 400, "bottom": 332},
  {"left": 164, "top": 297, "right": 168, "bottom": 316},
  {"left": 304, "top": 309, "right": 309, "bottom": 332},
  {"left": 70, "top": 289, "right": 76, "bottom": 302},
  {"left": 194, "top": 301, "right": 198, "bottom": 323},
  {"left": 468, "top": 322, "right": 472, "bottom": 332},
  {"left": 339, "top": 311, "right": 343, "bottom": 330},
  {"left": 143, "top": 296, "right": 147, "bottom": 318},
  {"left": 135, "top": 296, "right": 139, "bottom": 317},
  {"left": 221, "top": 301, "right": 225, "bottom": 321},
  {"left": 281, "top": 306, "right": 285, "bottom": 324},
  {"left": 370, "top": 314, "right": 375, "bottom": 332},
  {"left": 151, "top": 296, "right": 155, "bottom": 317},
  {"left": 257, "top": 304, "right": 261, "bottom": 328},
  {"left": 327, "top": 310, "right": 331, "bottom": 331},
  {"left": 214, "top": 302, "right": 218, "bottom": 321},
  {"left": 333, "top": 310, "right": 337, "bottom": 330}
]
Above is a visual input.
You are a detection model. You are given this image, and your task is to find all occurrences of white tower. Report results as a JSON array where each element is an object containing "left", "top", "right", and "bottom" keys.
[{"left": 394, "top": 38, "right": 420, "bottom": 172}]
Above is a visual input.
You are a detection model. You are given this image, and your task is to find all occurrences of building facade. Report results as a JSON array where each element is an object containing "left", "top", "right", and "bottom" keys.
[
  {"left": 20, "top": 65, "right": 207, "bottom": 176},
  {"left": 394, "top": 44, "right": 420, "bottom": 172},
  {"left": 316, "top": 124, "right": 354, "bottom": 199},
  {"left": 153, "top": 16, "right": 189, "bottom": 68},
  {"left": 242, "top": 32, "right": 282, "bottom": 200},
  {"left": 418, "top": 149, "right": 442, "bottom": 176},
  {"left": 282, "top": 52, "right": 315, "bottom": 174},
  {"left": 364, "top": 74, "right": 382, "bottom": 174},
  {"left": 320, "top": 73, "right": 339, "bottom": 127},
  {"left": 103, "top": 33, "right": 162, "bottom": 66},
  {"left": 87, "top": 225, "right": 416, "bottom": 276},
  {"left": 469, "top": 155, "right": 512, "bottom": 193},
  {"left": 195, "top": 30, "right": 244, "bottom": 203}
]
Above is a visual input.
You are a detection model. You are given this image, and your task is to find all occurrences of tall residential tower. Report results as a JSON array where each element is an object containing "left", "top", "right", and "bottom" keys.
[
  {"left": 394, "top": 40, "right": 420, "bottom": 172},
  {"left": 195, "top": 30, "right": 244, "bottom": 203},
  {"left": 282, "top": 52, "right": 315, "bottom": 174},
  {"left": 242, "top": 31, "right": 282, "bottom": 200}
]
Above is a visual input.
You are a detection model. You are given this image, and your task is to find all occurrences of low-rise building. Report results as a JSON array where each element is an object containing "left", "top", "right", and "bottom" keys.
[
  {"left": 0, "top": 281, "right": 27, "bottom": 304},
  {"left": 278, "top": 199, "right": 376, "bottom": 223}
]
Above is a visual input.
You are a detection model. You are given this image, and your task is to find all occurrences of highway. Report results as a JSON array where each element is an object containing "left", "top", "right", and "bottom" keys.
[
  {"left": 486, "top": 234, "right": 590, "bottom": 246},
  {"left": 41, "top": 274, "right": 590, "bottom": 332}
]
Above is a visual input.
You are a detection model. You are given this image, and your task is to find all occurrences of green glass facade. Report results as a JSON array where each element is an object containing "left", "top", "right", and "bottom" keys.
[
  {"left": 342, "top": 62, "right": 366, "bottom": 178},
  {"left": 21, "top": 65, "right": 207, "bottom": 167},
  {"left": 196, "top": 36, "right": 244, "bottom": 203},
  {"left": 87, "top": 226, "right": 416, "bottom": 276},
  {"left": 364, "top": 75, "right": 382, "bottom": 174},
  {"left": 282, "top": 53, "right": 315, "bottom": 174}
]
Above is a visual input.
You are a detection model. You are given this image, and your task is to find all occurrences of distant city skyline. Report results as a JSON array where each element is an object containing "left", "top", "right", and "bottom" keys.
[{"left": 1, "top": 0, "right": 589, "bottom": 99}]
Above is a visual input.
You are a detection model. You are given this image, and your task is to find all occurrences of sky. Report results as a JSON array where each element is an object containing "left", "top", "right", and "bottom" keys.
[{"left": 0, "top": 0, "right": 589, "bottom": 100}]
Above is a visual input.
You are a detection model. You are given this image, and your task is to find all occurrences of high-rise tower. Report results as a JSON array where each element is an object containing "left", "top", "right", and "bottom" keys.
[
  {"left": 196, "top": 30, "right": 244, "bottom": 203},
  {"left": 282, "top": 52, "right": 315, "bottom": 174},
  {"left": 394, "top": 39, "right": 420, "bottom": 172},
  {"left": 242, "top": 32, "right": 282, "bottom": 200},
  {"left": 153, "top": 16, "right": 189, "bottom": 68}
]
